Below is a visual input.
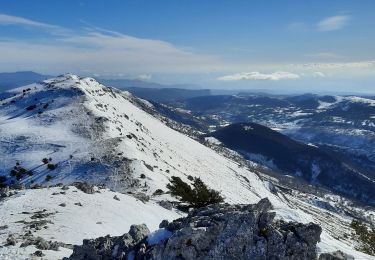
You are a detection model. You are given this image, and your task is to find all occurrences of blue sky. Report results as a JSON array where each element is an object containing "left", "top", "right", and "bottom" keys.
[{"left": 0, "top": 0, "right": 374, "bottom": 93}]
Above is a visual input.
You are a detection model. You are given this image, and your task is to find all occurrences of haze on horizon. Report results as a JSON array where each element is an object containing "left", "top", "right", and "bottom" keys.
[{"left": 0, "top": 0, "right": 374, "bottom": 94}]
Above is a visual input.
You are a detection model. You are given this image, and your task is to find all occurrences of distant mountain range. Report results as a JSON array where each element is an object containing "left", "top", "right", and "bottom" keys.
[
  {"left": 0, "top": 71, "right": 51, "bottom": 91},
  {"left": 0, "top": 72, "right": 211, "bottom": 102}
]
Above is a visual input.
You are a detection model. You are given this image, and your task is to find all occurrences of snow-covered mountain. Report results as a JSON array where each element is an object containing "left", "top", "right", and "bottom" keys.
[{"left": 0, "top": 74, "right": 373, "bottom": 259}]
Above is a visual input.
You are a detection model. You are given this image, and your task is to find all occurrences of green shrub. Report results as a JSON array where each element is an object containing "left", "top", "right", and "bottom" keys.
[
  {"left": 42, "top": 158, "right": 49, "bottom": 164},
  {"left": 45, "top": 175, "right": 53, "bottom": 181},
  {"left": 18, "top": 167, "right": 27, "bottom": 174},
  {"left": 0, "top": 175, "right": 7, "bottom": 188},
  {"left": 167, "top": 176, "right": 224, "bottom": 208},
  {"left": 351, "top": 220, "right": 375, "bottom": 255},
  {"left": 47, "top": 163, "right": 56, "bottom": 170}
]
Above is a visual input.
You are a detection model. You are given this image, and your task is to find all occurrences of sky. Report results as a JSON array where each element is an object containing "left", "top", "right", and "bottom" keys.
[{"left": 0, "top": 0, "right": 374, "bottom": 94}]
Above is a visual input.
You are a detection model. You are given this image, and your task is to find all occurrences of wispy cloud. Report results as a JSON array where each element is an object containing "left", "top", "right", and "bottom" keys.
[
  {"left": 292, "top": 61, "right": 375, "bottom": 70},
  {"left": 305, "top": 52, "right": 345, "bottom": 59},
  {"left": 0, "top": 14, "right": 218, "bottom": 76},
  {"left": 311, "top": 72, "right": 325, "bottom": 78},
  {"left": 0, "top": 13, "right": 61, "bottom": 29},
  {"left": 317, "top": 15, "right": 350, "bottom": 31},
  {"left": 217, "top": 71, "right": 300, "bottom": 81},
  {"left": 136, "top": 74, "right": 152, "bottom": 81}
]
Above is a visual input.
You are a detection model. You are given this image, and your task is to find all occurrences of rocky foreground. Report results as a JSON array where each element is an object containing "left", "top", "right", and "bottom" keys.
[{"left": 66, "top": 198, "right": 325, "bottom": 260}]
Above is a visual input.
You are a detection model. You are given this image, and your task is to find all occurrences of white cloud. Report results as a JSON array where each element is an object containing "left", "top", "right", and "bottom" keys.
[
  {"left": 305, "top": 52, "right": 345, "bottom": 59},
  {"left": 217, "top": 71, "right": 300, "bottom": 81},
  {"left": 317, "top": 15, "right": 350, "bottom": 31},
  {"left": 311, "top": 72, "right": 325, "bottom": 78},
  {"left": 136, "top": 74, "right": 152, "bottom": 81},
  {"left": 0, "top": 18, "right": 219, "bottom": 75},
  {"left": 0, "top": 13, "right": 61, "bottom": 30}
]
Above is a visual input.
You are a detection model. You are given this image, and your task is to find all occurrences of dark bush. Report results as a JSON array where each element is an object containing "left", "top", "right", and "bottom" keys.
[
  {"left": 45, "top": 175, "right": 53, "bottom": 181},
  {"left": 10, "top": 170, "right": 17, "bottom": 176},
  {"left": 167, "top": 176, "right": 224, "bottom": 208},
  {"left": 153, "top": 189, "right": 164, "bottom": 196},
  {"left": 26, "top": 104, "right": 37, "bottom": 111},
  {"left": 18, "top": 167, "right": 27, "bottom": 174},
  {"left": 0, "top": 175, "right": 7, "bottom": 188},
  {"left": 47, "top": 164, "right": 56, "bottom": 170},
  {"left": 351, "top": 220, "right": 375, "bottom": 255},
  {"left": 42, "top": 158, "right": 49, "bottom": 164},
  {"left": 140, "top": 174, "right": 146, "bottom": 179}
]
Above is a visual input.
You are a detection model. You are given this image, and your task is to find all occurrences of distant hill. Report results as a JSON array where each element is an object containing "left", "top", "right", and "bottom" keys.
[
  {"left": 0, "top": 71, "right": 50, "bottom": 92},
  {"left": 99, "top": 78, "right": 209, "bottom": 102},
  {"left": 124, "top": 87, "right": 211, "bottom": 102},
  {"left": 208, "top": 122, "right": 375, "bottom": 205}
]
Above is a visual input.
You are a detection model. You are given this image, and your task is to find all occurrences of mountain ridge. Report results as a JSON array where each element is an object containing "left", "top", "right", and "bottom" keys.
[{"left": 0, "top": 74, "right": 373, "bottom": 259}]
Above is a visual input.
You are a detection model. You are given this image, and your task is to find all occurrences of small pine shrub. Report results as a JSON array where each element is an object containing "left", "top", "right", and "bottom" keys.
[
  {"left": 167, "top": 176, "right": 224, "bottom": 208},
  {"left": 351, "top": 220, "right": 375, "bottom": 255},
  {"left": 45, "top": 175, "right": 53, "bottom": 181},
  {"left": 10, "top": 169, "right": 17, "bottom": 176},
  {"left": 0, "top": 175, "right": 7, "bottom": 188},
  {"left": 47, "top": 164, "right": 56, "bottom": 170},
  {"left": 140, "top": 174, "right": 146, "bottom": 179},
  {"left": 42, "top": 158, "right": 49, "bottom": 164},
  {"left": 18, "top": 167, "right": 27, "bottom": 174},
  {"left": 26, "top": 104, "right": 37, "bottom": 111}
]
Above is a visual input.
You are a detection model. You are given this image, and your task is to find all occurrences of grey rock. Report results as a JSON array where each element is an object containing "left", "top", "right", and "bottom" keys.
[
  {"left": 65, "top": 224, "right": 149, "bottom": 260},
  {"left": 0, "top": 225, "right": 8, "bottom": 230},
  {"left": 128, "top": 224, "right": 150, "bottom": 242},
  {"left": 319, "top": 250, "right": 355, "bottom": 260},
  {"left": 33, "top": 250, "right": 45, "bottom": 257},
  {"left": 61, "top": 186, "right": 70, "bottom": 190},
  {"left": 66, "top": 198, "right": 322, "bottom": 260},
  {"left": 159, "top": 200, "right": 173, "bottom": 210},
  {"left": 6, "top": 234, "right": 17, "bottom": 246},
  {"left": 133, "top": 192, "right": 150, "bottom": 203},
  {"left": 113, "top": 195, "right": 120, "bottom": 201},
  {"left": 72, "top": 182, "right": 95, "bottom": 194},
  {"left": 20, "top": 236, "right": 64, "bottom": 251}
]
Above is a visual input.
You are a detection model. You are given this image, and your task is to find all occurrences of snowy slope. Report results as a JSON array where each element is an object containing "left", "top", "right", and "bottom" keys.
[
  {"left": 0, "top": 186, "right": 182, "bottom": 259},
  {"left": 0, "top": 74, "right": 373, "bottom": 259}
]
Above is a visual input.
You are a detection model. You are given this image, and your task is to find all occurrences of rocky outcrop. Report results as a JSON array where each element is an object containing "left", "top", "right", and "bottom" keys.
[
  {"left": 319, "top": 250, "right": 354, "bottom": 260},
  {"left": 71, "top": 182, "right": 95, "bottom": 194},
  {"left": 66, "top": 198, "right": 322, "bottom": 260},
  {"left": 65, "top": 224, "right": 150, "bottom": 260}
]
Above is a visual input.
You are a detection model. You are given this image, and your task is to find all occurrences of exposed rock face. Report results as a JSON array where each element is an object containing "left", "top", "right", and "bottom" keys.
[
  {"left": 66, "top": 198, "right": 322, "bottom": 260},
  {"left": 71, "top": 182, "right": 95, "bottom": 194},
  {"left": 65, "top": 224, "right": 150, "bottom": 260},
  {"left": 319, "top": 250, "right": 354, "bottom": 260}
]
